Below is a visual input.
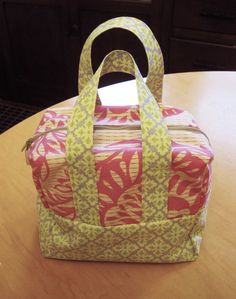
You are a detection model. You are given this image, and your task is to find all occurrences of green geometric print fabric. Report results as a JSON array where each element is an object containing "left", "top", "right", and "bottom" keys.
[{"left": 37, "top": 198, "right": 206, "bottom": 262}]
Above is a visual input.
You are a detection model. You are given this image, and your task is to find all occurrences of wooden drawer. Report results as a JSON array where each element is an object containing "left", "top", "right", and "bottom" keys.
[
  {"left": 173, "top": 0, "right": 236, "bottom": 35},
  {"left": 169, "top": 38, "right": 236, "bottom": 72}
]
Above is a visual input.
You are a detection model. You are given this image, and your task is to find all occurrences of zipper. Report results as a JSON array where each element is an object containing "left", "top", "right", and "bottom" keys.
[
  {"left": 22, "top": 124, "right": 210, "bottom": 151},
  {"left": 94, "top": 124, "right": 140, "bottom": 130},
  {"left": 94, "top": 124, "right": 210, "bottom": 142},
  {"left": 21, "top": 126, "right": 67, "bottom": 152},
  {"left": 167, "top": 125, "right": 210, "bottom": 142}
]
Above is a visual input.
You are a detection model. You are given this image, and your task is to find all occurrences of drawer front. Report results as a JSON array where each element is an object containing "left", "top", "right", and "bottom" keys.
[
  {"left": 169, "top": 39, "right": 236, "bottom": 72},
  {"left": 173, "top": 0, "right": 236, "bottom": 35}
]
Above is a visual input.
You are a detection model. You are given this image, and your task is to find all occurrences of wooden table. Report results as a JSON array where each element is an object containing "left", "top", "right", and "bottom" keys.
[{"left": 1, "top": 72, "right": 236, "bottom": 299}]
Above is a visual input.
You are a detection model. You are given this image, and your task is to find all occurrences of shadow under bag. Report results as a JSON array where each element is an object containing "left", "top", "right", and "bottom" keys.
[{"left": 24, "top": 17, "right": 214, "bottom": 263}]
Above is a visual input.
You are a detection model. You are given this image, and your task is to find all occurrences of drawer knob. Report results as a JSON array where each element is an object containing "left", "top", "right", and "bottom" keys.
[{"left": 69, "top": 24, "right": 79, "bottom": 36}]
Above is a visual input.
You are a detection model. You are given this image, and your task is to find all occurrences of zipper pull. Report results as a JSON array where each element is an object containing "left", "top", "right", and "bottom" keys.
[
  {"left": 21, "top": 138, "right": 35, "bottom": 165},
  {"left": 21, "top": 138, "right": 35, "bottom": 152}
]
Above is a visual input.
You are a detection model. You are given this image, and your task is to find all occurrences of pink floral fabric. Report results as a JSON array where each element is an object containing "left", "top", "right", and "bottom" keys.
[{"left": 27, "top": 105, "right": 213, "bottom": 225}]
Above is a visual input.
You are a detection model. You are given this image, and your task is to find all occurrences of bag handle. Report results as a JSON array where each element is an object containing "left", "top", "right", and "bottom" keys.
[
  {"left": 78, "top": 17, "right": 164, "bottom": 103},
  {"left": 67, "top": 50, "right": 171, "bottom": 225}
]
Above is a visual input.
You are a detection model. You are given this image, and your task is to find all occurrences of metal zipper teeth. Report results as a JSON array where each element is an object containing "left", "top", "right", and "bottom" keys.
[
  {"left": 94, "top": 124, "right": 210, "bottom": 142},
  {"left": 167, "top": 125, "right": 210, "bottom": 143},
  {"left": 22, "top": 124, "right": 210, "bottom": 151}
]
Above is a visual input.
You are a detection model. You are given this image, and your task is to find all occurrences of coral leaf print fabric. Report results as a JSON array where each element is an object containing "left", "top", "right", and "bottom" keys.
[{"left": 27, "top": 109, "right": 76, "bottom": 220}]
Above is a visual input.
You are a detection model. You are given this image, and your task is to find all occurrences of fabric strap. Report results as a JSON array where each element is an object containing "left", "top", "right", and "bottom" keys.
[
  {"left": 78, "top": 16, "right": 164, "bottom": 103},
  {"left": 66, "top": 49, "right": 171, "bottom": 225}
]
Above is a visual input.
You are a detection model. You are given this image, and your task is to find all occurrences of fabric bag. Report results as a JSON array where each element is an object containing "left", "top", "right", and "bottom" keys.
[{"left": 24, "top": 17, "right": 213, "bottom": 263}]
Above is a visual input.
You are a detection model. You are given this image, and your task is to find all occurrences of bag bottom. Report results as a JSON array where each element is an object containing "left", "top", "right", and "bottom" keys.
[{"left": 37, "top": 198, "right": 207, "bottom": 263}]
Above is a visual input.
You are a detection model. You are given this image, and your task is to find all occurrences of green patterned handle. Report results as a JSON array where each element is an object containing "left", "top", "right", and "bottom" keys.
[
  {"left": 66, "top": 50, "right": 171, "bottom": 225},
  {"left": 78, "top": 16, "right": 164, "bottom": 103}
]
